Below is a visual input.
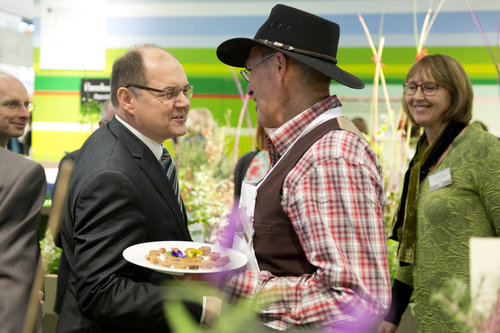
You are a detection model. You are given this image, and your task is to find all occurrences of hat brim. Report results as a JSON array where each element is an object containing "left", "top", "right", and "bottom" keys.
[{"left": 216, "top": 37, "right": 365, "bottom": 89}]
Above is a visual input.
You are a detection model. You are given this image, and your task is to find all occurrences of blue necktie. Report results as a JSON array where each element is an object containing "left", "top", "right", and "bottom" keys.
[{"left": 160, "top": 147, "right": 182, "bottom": 209}]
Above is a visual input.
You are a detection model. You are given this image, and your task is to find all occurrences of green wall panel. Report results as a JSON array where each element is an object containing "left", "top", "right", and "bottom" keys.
[
  {"left": 31, "top": 45, "right": 498, "bottom": 162},
  {"left": 190, "top": 97, "right": 257, "bottom": 127},
  {"left": 35, "top": 76, "right": 82, "bottom": 91}
]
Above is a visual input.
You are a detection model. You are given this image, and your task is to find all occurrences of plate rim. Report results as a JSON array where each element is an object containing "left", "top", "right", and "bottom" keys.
[{"left": 122, "top": 240, "right": 247, "bottom": 275}]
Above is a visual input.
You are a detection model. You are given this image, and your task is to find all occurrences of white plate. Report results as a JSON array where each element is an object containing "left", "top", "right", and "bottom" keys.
[{"left": 122, "top": 241, "right": 247, "bottom": 275}]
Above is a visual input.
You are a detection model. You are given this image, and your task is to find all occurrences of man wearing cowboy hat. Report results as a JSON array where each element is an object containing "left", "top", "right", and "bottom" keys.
[{"left": 217, "top": 4, "right": 390, "bottom": 331}]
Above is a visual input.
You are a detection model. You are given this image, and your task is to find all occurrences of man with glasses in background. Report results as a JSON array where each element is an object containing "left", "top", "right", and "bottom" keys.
[
  {"left": 57, "top": 45, "right": 220, "bottom": 332},
  {"left": 0, "top": 71, "right": 46, "bottom": 333},
  {"left": 215, "top": 4, "right": 390, "bottom": 331}
]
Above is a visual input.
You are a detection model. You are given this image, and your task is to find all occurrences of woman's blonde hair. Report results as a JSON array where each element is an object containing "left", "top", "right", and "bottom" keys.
[
  {"left": 186, "top": 108, "right": 216, "bottom": 136},
  {"left": 402, "top": 54, "right": 473, "bottom": 125}
]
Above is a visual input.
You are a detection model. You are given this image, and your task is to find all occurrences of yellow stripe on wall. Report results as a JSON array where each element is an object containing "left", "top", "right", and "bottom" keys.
[
  {"left": 32, "top": 129, "right": 93, "bottom": 161},
  {"left": 33, "top": 94, "right": 82, "bottom": 122}
]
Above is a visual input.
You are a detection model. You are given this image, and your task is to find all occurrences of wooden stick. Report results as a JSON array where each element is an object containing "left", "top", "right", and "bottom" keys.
[
  {"left": 358, "top": 14, "right": 392, "bottom": 145},
  {"left": 232, "top": 94, "right": 251, "bottom": 166},
  {"left": 417, "top": 7, "right": 432, "bottom": 55},
  {"left": 358, "top": 14, "right": 379, "bottom": 143},
  {"left": 423, "top": 0, "right": 447, "bottom": 47},
  {"left": 229, "top": 67, "right": 255, "bottom": 152},
  {"left": 413, "top": 0, "right": 419, "bottom": 48},
  {"left": 359, "top": 13, "right": 406, "bottom": 192},
  {"left": 417, "top": 0, "right": 447, "bottom": 59},
  {"left": 22, "top": 159, "right": 74, "bottom": 333}
]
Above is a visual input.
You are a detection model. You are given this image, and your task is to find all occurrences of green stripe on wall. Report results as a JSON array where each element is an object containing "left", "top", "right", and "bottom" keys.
[
  {"left": 34, "top": 76, "right": 246, "bottom": 94},
  {"left": 35, "top": 76, "right": 82, "bottom": 91},
  {"left": 32, "top": 93, "right": 254, "bottom": 125},
  {"left": 34, "top": 46, "right": 499, "bottom": 85}
]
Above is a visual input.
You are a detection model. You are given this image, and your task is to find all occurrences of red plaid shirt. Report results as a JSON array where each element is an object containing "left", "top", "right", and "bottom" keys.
[{"left": 224, "top": 96, "right": 390, "bottom": 330}]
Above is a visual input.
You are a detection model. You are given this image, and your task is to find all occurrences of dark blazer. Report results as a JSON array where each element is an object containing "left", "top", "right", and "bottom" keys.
[
  {"left": 0, "top": 147, "right": 46, "bottom": 333},
  {"left": 57, "top": 118, "right": 201, "bottom": 333}
]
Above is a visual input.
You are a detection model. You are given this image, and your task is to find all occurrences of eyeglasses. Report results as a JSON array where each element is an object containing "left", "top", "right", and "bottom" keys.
[
  {"left": 1, "top": 101, "right": 35, "bottom": 113},
  {"left": 240, "top": 53, "right": 275, "bottom": 82},
  {"left": 403, "top": 82, "right": 440, "bottom": 96},
  {"left": 126, "top": 84, "right": 194, "bottom": 101}
]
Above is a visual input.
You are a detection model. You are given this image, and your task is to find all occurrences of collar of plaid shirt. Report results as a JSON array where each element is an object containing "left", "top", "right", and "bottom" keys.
[{"left": 266, "top": 95, "right": 342, "bottom": 165}]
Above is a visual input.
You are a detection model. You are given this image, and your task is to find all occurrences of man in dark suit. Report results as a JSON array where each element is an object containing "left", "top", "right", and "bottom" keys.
[
  {"left": 0, "top": 71, "right": 46, "bottom": 333},
  {"left": 57, "top": 45, "right": 218, "bottom": 332},
  {"left": 53, "top": 99, "right": 117, "bottom": 315}
]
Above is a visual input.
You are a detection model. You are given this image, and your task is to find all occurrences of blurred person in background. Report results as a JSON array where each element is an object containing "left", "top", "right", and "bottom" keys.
[
  {"left": 233, "top": 124, "right": 270, "bottom": 202},
  {"left": 0, "top": 71, "right": 33, "bottom": 151},
  {"left": 185, "top": 107, "right": 216, "bottom": 139},
  {"left": 352, "top": 116, "right": 369, "bottom": 135}
]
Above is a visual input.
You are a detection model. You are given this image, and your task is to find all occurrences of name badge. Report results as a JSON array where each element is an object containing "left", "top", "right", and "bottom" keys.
[{"left": 428, "top": 168, "right": 452, "bottom": 192}]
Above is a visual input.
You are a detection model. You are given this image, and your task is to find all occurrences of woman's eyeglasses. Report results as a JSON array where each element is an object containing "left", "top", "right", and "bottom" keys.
[{"left": 403, "top": 82, "right": 440, "bottom": 96}]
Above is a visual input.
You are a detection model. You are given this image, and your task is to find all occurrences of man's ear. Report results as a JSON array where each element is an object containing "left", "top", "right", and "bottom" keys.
[
  {"left": 275, "top": 52, "right": 288, "bottom": 80},
  {"left": 117, "top": 87, "right": 135, "bottom": 115}
]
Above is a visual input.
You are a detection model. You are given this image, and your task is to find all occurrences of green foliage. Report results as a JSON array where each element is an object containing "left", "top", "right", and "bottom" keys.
[
  {"left": 80, "top": 77, "right": 103, "bottom": 131},
  {"left": 368, "top": 127, "right": 406, "bottom": 283},
  {"left": 39, "top": 229, "right": 61, "bottom": 274},
  {"left": 175, "top": 112, "right": 234, "bottom": 242},
  {"left": 180, "top": 170, "right": 233, "bottom": 241},
  {"left": 383, "top": 189, "right": 401, "bottom": 283},
  {"left": 79, "top": 98, "right": 101, "bottom": 131},
  {"left": 162, "top": 281, "right": 276, "bottom": 333},
  {"left": 386, "top": 239, "right": 400, "bottom": 284},
  {"left": 431, "top": 277, "right": 500, "bottom": 332}
]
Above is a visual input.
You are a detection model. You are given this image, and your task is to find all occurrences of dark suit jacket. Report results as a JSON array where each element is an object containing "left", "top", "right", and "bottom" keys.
[
  {"left": 57, "top": 119, "right": 201, "bottom": 333},
  {"left": 0, "top": 147, "right": 46, "bottom": 333}
]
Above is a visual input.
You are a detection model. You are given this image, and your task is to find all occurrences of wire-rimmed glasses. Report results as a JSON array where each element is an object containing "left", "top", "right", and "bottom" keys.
[
  {"left": 126, "top": 84, "right": 194, "bottom": 101},
  {"left": 240, "top": 53, "right": 275, "bottom": 82}
]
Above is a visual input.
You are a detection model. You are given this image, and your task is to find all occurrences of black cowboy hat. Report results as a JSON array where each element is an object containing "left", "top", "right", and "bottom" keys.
[{"left": 216, "top": 4, "right": 364, "bottom": 89}]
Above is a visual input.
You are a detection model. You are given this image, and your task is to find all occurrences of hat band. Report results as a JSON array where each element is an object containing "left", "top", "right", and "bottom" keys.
[{"left": 257, "top": 39, "right": 337, "bottom": 64}]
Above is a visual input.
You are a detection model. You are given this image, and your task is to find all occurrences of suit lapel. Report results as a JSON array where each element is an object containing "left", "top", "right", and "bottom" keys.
[
  {"left": 139, "top": 156, "right": 186, "bottom": 222},
  {"left": 108, "top": 120, "right": 190, "bottom": 239}
]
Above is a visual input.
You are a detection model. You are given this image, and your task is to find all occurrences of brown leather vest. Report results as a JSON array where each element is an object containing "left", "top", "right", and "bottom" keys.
[
  {"left": 253, "top": 117, "right": 365, "bottom": 276},
  {"left": 253, "top": 117, "right": 364, "bottom": 276}
]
